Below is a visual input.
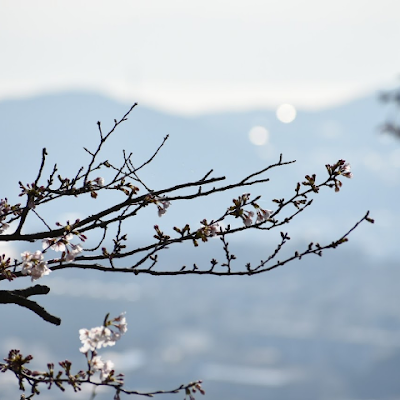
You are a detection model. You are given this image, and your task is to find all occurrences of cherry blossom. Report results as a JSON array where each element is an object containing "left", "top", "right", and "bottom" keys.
[
  {"left": 89, "top": 355, "right": 115, "bottom": 381},
  {"left": 20, "top": 250, "right": 51, "bottom": 281},
  {"left": 0, "top": 222, "right": 9, "bottom": 234},
  {"left": 100, "top": 359, "right": 115, "bottom": 381},
  {"left": 208, "top": 223, "right": 220, "bottom": 237},
  {"left": 65, "top": 243, "right": 83, "bottom": 262},
  {"left": 339, "top": 161, "right": 353, "bottom": 178},
  {"left": 42, "top": 233, "right": 74, "bottom": 252},
  {"left": 199, "top": 221, "right": 220, "bottom": 237},
  {"left": 112, "top": 312, "right": 128, "bottom": 334},
  {"left": 157, "top": 197, "right": 171, "bottom": 217},
  {"left": 93, "top": 177, "right": 105, "bottom": 186},
  {"left": 79, "top": 314, "right": 127, "bottom": 353},
  {"left": 242, "top": 211, "right": 254, "bottom": 226},
  {"left": 79, "top": 326, "right": 116, "bottom": 353},
  {"left": 91, "top": 355, "right": 105, "bottom": 371},
  {"left": 30, "top": 261, "right": 51, "bottom": 281},
  {"left": 256, "top": 208, "right": 272, "bottom": 223}
]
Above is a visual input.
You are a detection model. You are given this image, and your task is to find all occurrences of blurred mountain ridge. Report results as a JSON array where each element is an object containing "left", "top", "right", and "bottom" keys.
[{"left": 0, "top": 90, "right": 398, "bottom": 258}]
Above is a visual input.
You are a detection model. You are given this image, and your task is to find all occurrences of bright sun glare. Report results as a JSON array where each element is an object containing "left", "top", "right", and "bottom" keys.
[
  {"left": 276, "top": 104, "right": 297, "bottom": 123},
  {"left": 248, "top": 126, "right": 269, "bottom": 146}
]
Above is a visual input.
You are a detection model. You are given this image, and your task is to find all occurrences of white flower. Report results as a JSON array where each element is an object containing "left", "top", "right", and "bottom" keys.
[
  {"left": 256, "top": 209, "right": 272, "bottom": 223},
  {"left": 79, "top": 328, "right": 94, "bottom": 353},
  {"left": 339, "top": 162, "right": 353, "bottom": 178},
  {"left": 91, "top": 355, "right": 105, "bottom": 371},
  {"left": 208, "top": 223, "right": 220, "bottom": 237},
  {"left": 100, "top": 360, "right": 114, "bottom": 381},
  {"left": 79, "top": 326, "right": 117, "bottom": 353},
  {"left": 113, "top": 312, "right": 128, "bottom": 334},
  {"left": 157, "top": 197, "right": 171, "bottom": 217},
  {"left": 79, "top": 328, "right": 91, "bottom": 342},
  {"left": 20, "top": 250, "right": 50, "bottom": 281},
  {"left": 0, "top": 222, "right": 9, "bottom": 234},
  {"left": 101, "top": 330, "right": 118, "bottom": 348},
  {"left": 157, "top": 207, "right": 166, "bottom": 217},
  {"left": 30, "top": 261, "right": 51, "bottom": 281},
  {"left": 79, "top": 326, "right": 100, "bottom": 353},
  {"left": 42, "top": 238, "right": 55, "bottom": 250},
  {"left": 21, "top": 262, "right": 33, "bottom": 276},
  {"left": 94, "top": 177, "right": 105, "bottom": 186},
  {"left": 65, "top": 243, "right": 83, "bottom": 262},
  {"left": 79, "top": 313, "right": 128, "bottom": 354},
  {"left": 90, "top": 355, "right": 115, "bottom": 381},
  {"left": 93, "top": 326, "right": 114, "bottom": 348},
  {"left": 32, "top": 250, "right": 44, "bottom": 262},
  {"left": 21, "top": 251, "right": 33, "bottom": 262},
  {"left": 243, "top": 211, "right": 254, "bottom": 226},
  {"left": 201, "top": 222, "right": 220, "bottom": 237},
  {"left": 42, "top": 233, "right": 73, "bottom": 252}
]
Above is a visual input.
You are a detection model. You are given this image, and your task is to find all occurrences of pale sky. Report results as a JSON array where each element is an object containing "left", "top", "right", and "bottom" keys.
[{"left": 1, "top": 0, "right": 400, "bottom": 114}]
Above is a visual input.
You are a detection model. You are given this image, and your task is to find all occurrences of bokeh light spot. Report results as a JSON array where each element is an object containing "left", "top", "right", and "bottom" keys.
[
  {"left": 248, "top": 126, "right": 269, "bottom": 146},
  {"left": 276, "top": 104, "right": 297, "bottom": 123}
]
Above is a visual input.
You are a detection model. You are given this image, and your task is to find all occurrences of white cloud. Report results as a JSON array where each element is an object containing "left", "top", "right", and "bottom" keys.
[{"left": 1, "top": 0, "right": 399, "bottom": 114}]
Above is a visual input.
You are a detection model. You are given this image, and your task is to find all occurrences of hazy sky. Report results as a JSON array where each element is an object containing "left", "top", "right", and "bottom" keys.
[{"left": 1, "top": 0, "right": 400, "bottom": 114}]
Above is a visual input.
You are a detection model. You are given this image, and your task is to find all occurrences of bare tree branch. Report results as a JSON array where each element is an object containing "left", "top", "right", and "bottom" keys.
[{"left": 0, "top": 285, "right": 61, "bottom": 325}]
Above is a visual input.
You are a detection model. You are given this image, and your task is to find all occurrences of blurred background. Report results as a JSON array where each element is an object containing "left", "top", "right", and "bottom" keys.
[{"left": 1, "top": 1, "right": 400, "bottom": 399}]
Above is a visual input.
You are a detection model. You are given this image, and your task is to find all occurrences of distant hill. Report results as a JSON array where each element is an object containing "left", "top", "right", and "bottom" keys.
[{"left": 0, "top": 91, "right": 398, "bottom": 257}]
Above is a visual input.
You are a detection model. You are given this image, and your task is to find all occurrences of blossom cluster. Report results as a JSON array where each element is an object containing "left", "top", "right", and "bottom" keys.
[
  {"left": 325, "top": 159, "right": 353, "bottom": 180},
  {"left": 79, "top": 313, "right": 127, "bottom": 382},
  {"left": 21, "top": 250, "right": 51, "bottom": 281},
  {"left": 42, "top": 233, "right": 83, "bottom": 262},
  {"left": 324, "top": 160, "right": 353, "bottom": 192},
  {"left": 17, "top": 222, "right": 86, "bottom": 282},
  {"left": 338, "top": 161, "right": 353, "bottom": 179},
  {"left": 205, "top": 222, "right": 220, "bottom": 237},
  {"left": 228, "top": 193, "right": 272, "bottom": 227},
  {"left": 199, "top": 219, "right": 220, "bottom": 237},
  {"left": 90, "top": 355, "right": 115, "bottom": 381},
  {"left": 185, "top": 381, "right": 206, "bottom": 400},
  {"left": 79, "top": 312, "right": 127, "bottom": 353},
  {"left": 242, "top": 208, "right": 272, "bottom": 227},
  {"left": 0, "top": 314, "right": 128, "bottom": 394}
]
